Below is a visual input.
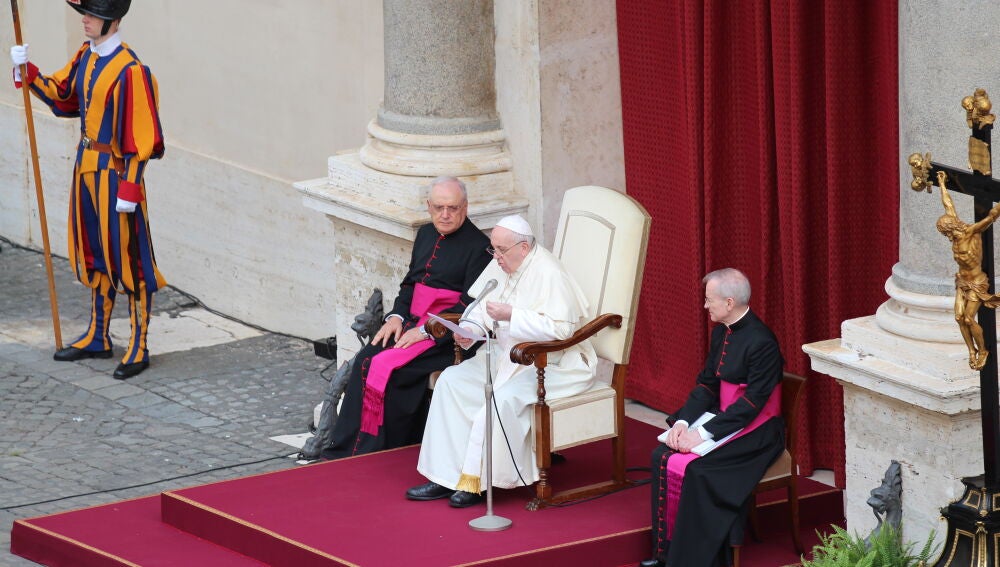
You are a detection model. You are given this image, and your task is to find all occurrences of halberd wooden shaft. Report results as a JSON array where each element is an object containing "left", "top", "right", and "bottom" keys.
[{"left": 10, "top": 0, "right": 63, "bottom": 349}]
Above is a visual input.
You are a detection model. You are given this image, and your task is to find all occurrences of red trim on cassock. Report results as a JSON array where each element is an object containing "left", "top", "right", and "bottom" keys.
[
  {"left": 117, "top": 180, "right": 144, "bottom": 203},
  {"left": 421, "top": 234, "right": 446, "bottom": 284}
]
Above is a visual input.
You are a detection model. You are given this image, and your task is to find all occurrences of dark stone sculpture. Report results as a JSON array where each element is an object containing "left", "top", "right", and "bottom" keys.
[
  {"left": 865, "top": 460, "right": 903, "bottom": 548},
  {"left": 298, "top": 289, "right": 383, "bottom": 460}
]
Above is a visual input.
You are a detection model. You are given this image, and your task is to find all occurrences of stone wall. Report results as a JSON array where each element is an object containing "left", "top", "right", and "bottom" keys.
[{"left": 0, "top": 1, "right": 384, "bottom": 340}]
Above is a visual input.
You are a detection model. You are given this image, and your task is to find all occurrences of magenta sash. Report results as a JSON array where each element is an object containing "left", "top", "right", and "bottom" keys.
[
  {"left": 360, "top": 283, "right": 461, "bottom": 435},
  {"left": 662, "top": 381, "right": 782, "bottom": 538}
]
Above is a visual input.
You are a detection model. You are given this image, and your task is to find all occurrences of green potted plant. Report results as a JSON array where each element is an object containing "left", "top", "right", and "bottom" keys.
[{"left": 801, "top": 524, "right": 937, "bottom": 567}]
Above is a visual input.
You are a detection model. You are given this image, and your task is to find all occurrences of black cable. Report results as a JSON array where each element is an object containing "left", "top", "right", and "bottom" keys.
[
  {"left": 318, "top": 358, "right": 339, "bottom": 382},
  {"left": 490, "top": 388, "right": 538, "bottom": 500},
  {"left": 0, "top": 234, "right": 69, "bottom": 259},
  {"left": 1, "top": 454, "right": 289, "bottom": 511},
  {"left": 1, "top": 237, "right": 325, "bottom": 507},
  {"left": 490, "top": 385, "right": 654, "bottom": 507},
  {"left": 167, "top": 287, "right": 314, "bottom": 344},
  {"left": 0, "top": 235, "right": 316, "bottom": 345}
]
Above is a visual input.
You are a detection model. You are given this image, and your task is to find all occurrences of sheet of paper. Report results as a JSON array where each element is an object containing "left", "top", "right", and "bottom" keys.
[{"left": 427, "top": 313, "right": 486, "bottom": 342}]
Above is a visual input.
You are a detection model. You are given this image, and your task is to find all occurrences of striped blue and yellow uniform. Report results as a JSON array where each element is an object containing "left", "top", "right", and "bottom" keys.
[{"left": 19, "top": 41, "right": 166, "bottom": 365}]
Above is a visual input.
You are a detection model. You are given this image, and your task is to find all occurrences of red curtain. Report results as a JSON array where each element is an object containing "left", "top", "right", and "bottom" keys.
[{"left": 616, "top": 0, "right": 898, "bottom": 486}]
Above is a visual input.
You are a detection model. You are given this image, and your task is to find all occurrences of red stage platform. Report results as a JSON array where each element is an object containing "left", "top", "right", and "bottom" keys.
[{"left": 11, "top": 419, "right": 842, "bottom": 567}]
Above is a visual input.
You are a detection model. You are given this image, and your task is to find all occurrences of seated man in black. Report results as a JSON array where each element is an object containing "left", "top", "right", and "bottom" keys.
[
  {"left": 321, "top": 176, "right": 491, "bottom": 459},
  {"left": 641, "top": 268, "right": 785, "bottom": 567}
]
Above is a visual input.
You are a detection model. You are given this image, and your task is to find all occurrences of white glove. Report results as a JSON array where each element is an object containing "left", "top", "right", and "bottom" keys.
[
  {"left": 10, "top": 44, "right": 28, "bottom": 66},
  {"left": 116, "top": 198, "right": 137, "bottom": 213}
]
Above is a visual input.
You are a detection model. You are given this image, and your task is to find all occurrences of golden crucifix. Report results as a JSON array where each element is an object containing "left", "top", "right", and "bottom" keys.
[
  {"left": 931, "top": 169, "right": 1000, "bottom": 369},
  {"left": 910, "top": 89, "right": 1000, "bottom": 370}
]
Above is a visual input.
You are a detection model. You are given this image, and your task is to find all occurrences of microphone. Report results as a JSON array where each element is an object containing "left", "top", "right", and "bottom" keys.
[{"left": 464, "top": 279, "right": 498, "bottom": 315}]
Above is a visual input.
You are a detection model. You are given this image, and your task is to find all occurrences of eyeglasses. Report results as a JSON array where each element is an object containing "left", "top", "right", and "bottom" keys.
[
  {"left": 486, "top": 243, "right": 519, "bottom": 257},
  {"left": 430, "top": 204, "right": 463, "bottom": 214}
]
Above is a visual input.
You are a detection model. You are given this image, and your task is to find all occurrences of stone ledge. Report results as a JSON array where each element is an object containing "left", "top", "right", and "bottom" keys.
[
  {"left": 840, "top": 315, "right": 973, "bottom": 382},
  {"left": 296, "top": 151, "right": 529, "bottom": 241},
  {"left": 803, "top": 337, "right": 981, "bottom": 415}
]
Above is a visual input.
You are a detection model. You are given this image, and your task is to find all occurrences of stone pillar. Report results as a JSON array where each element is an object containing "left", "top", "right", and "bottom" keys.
[
  {"left": 361, "top": 0, "right": 506, "bottom": 176},
  {"left": 804, "top": 1, "right": 1000, "bottom": 551},
  {"left": 295, "top": 0, "right": 527, "bottom": 363}
]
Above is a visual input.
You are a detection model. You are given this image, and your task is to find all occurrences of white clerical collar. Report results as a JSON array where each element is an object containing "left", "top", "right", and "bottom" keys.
[
  {"left": 725, "top": 306, "right": 751, "bottom": 328},
  {"left": 90, "top": 33, "right": 122, "bottom": 57}
]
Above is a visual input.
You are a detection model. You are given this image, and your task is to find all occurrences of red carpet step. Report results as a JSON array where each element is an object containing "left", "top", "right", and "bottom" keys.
[
  {"left": 11, "top": 496, "right": 266, "bottom": 567},
  {"left": 160, "top": 443, "right": 651, "bottom": 567},
  {"left": 12, "top": 419, "right": 843, "bottom": 567}
]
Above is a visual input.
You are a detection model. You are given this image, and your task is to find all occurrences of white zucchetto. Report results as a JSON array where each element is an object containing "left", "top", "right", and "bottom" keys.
[{"left": 495, "top": 214, "right": 533, "bottom": 237}]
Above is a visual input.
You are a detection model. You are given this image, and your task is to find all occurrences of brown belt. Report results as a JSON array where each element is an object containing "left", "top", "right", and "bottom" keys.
[
  {"left": 80, "top": 136, "right": 115, "bottom": 154},
  {"left": 80, "top": 136, "right": 124, "bottom": 172}
]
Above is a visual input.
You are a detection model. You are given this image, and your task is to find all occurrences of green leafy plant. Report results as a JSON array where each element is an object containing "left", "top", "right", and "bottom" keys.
[{"left": 801, "top": 524, "right": 937, "bottom": 567}]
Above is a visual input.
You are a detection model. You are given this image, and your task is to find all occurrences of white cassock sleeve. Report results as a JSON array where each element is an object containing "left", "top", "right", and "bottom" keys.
[{"left": 509, "top": 307, "right": 575, "bottom": 342}]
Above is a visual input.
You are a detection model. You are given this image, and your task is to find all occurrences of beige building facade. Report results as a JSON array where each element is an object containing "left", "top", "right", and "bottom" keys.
[{"left": 0, "top": 1, "right": 625, "bottom": 347}]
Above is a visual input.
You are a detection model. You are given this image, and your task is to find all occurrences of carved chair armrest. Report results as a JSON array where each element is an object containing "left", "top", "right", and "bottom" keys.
[
  {"left": 426, "top": 312, "right": 464, "bottom": 365},
  {"left": 426, "top": 312, "right": 462, "bottom": 339},
  {"left": 509, "top": 313, "right": 622, "bottom": 366}
]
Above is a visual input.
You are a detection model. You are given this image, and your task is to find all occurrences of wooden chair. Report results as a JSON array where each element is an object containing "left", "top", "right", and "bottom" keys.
[
  {"left": 732, "top": 371, "right": 807, "bottom": 567},
  {"left": 507, "top": 185, "right": 651, "bottom": 510},
  {"left": 427, "top": 313, "right": 466, "bottom": 390}
]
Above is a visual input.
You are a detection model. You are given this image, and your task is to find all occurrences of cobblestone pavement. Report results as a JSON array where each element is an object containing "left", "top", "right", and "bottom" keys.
[{"left": 0, "top": 241, "right": 331, "bottom": 566}]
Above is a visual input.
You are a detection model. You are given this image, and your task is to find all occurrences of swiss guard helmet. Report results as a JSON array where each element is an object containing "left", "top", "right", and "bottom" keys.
[{"left": 66, "top": 0, "right": 130, "bottom": 36}]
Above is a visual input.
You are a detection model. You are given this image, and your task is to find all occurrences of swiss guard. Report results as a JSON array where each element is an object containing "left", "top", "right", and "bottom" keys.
[{"left": 9, "top": 0, "right": 167, "bottom": 379}]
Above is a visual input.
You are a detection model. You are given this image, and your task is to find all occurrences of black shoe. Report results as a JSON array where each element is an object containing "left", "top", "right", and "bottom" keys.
[
  {"left": 406, "top": 481, "right": 455, "bottom": 501},
  {"left": 448, "top": 490, "right": 484, "bottom": 508},
  {"left": 113, "top": 360, "right": 149, "bottom": 380},
  {"left": 54, "top": 347, "right": 113, "bottom": 361},
  {"left": 639, "top": 559, "right": 664, "bottom": 567}
]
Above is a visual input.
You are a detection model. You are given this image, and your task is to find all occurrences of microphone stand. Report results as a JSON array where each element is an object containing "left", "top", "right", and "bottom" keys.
[{"left": 461, "top": 316, "right": 512, "bottom": 532}]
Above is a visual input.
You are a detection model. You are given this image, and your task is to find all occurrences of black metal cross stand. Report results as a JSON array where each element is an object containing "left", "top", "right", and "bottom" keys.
[{"left": 918, "top": 95, "right": 1000, "bottom": 566}]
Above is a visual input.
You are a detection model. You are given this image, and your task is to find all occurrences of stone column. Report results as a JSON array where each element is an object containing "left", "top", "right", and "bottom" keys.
[
  {"left": 295, "top": 0, "right": 526, "bottom": 363},
  {"left": 361, "top": 0, "right": 506, "bottom": 177},
  {"left": 804, "top": 1, "right": 1000, "bottom": 551}
]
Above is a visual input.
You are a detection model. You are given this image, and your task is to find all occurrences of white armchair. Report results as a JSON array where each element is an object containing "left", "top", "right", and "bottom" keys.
[{"left": 510, "top": 185, "right": 651, "bottom": 510}]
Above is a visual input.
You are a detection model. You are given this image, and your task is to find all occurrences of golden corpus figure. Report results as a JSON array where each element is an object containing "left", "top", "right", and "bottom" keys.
[
  {"left": 908, "top": 152, "right": 933, "bottom": 192},
  {"left": 962, "top": 89, "right": 995, "bottom": 175},
  {"left": 962, "top": 88, "right": 996, "bottom": 130},
  {"left": 935, "top": 170, "right": 1000, "bottom": 369}
]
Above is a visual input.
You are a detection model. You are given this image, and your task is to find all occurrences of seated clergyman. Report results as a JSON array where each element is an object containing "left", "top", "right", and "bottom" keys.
[
  {"left": 405, "top": 214, "right": 597, "bottom": 508},
  {"left": 641, "top": 268, "right": 785, "bottom": 567},
  {"left": 320, "top": 177, "right": 491, "bottom": 460}
]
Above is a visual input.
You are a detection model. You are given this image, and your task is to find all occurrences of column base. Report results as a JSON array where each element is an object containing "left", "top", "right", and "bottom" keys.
[
  {"left": 804, "top": 317, "right": 984, "bottom": 555},
  {"left": 360, "top": 120, "right": 512, "bottom": 178},
  {"left": 874, "top": 276, "right": 963, "bottom": 344},
  {"left": 298, "top": 152, "right": 526, "bottom": 241}
]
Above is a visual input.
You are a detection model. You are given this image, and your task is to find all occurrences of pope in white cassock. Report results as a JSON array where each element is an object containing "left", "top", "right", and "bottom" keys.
[{"left": 406, "top": 214, "right": 598, "bottom": 508}]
